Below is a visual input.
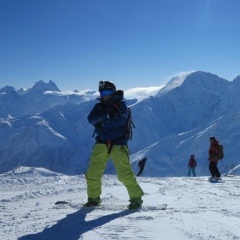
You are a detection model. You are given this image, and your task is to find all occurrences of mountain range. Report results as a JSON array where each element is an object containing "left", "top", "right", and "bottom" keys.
[{"left": 1, "top": 71, "right": 240, "bottom": 177}]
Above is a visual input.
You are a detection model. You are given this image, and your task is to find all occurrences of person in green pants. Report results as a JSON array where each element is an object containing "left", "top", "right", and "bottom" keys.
[{"left": 85, "top": 80, "right": 144, "bottom": 209}]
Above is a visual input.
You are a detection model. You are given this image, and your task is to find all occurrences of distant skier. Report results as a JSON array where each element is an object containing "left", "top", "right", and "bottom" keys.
[
  {"left": 188, "top": 154, "right": 197, "bottom": 177},
  {"left": 208, "top": 136, "right": 221, "bottom": 180},
  {"left": 137, "top": 157, "right": 147, "bottom": 176}
]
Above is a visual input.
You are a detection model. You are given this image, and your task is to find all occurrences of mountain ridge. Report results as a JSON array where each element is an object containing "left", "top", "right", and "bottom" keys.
[{"left": 0, "top": 71, "right": 239, "bottom": 176}]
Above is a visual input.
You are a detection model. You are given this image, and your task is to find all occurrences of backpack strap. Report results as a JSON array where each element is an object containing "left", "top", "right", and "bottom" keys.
[{"left": 92, "top": 128, "right": 96, "bottom": 138}]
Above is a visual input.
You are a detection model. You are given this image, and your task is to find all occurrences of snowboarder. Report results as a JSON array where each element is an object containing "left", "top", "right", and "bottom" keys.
[
  {"left": 85, "top": 80, "right": 144, "bottom": 209},
  {"left": 188, "top": 154, "right": 197, "bottom": 177},
  {"left": 137, "top": 157, "right": 147, "bottom": 176},
  {"left": 208, "top": 136, "right": 222, "bottom": 180}
]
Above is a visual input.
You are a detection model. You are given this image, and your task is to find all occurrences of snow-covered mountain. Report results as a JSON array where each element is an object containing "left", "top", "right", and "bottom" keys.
[
  {"left": 1, "top": 71, "right": 240, "bottom": 176},
  {"left": 0, "top": 80, "right": 97, "bottom": 117}
]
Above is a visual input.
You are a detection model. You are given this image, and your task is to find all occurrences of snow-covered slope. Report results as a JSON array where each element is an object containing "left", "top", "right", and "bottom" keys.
[{"left": 0, "top": 167, "right": 240, "bottom": 240}]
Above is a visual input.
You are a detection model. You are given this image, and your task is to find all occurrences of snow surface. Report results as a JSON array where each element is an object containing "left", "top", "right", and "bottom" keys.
[{"left": 1, "top": 167, "right": 240, "bottom": 240}]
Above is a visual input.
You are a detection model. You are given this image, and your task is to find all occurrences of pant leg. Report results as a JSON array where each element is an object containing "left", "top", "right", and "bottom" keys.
[
  {"left": 137, "top": 167, "right": 144, "bottom": 177},
  {"left": 110, "top": 145, "right": 144, "bottom": 200},
  {"left": 85, "top": 144, "right": 109, "bottom": 199},
  {"left": 192, "top": 168, "right": 196, "bottom": 177},
  {"left": 209, "top": 162, "right": 214, "bottom": 176},
  {"left": 215, "top": 162, "right": 221, "bottom": 177},
  {"left": 188, "top": 168, "right": 191, "bottom": 177},
  {"left": 209, "top": 161, "right": 218, "bottom": 177}
]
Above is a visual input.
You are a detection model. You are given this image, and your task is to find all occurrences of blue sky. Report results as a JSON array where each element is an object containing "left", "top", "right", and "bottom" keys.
[{"left": 0, "top": 0, "right": 240, "bottom": 92}]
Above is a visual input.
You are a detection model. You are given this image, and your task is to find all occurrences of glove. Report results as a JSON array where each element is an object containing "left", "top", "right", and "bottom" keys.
[
  {"left": 97, "top": 104, "right": 108, "bottom": 113},
  {"left": 94, "top": 123, "right": 102, "bottom": 128},
  {"left": 108, "top": 106, "right": 118, "bottom": 118}
]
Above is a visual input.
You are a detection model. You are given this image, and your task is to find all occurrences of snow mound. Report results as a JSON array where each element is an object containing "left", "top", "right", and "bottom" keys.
[{"left": 4, "top": 166, "right": 63, "bottom": 178}]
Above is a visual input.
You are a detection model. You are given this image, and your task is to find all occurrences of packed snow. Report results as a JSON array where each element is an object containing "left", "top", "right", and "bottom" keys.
[{"left": 1, "top": 167, "right": 240, "bottom": 240}]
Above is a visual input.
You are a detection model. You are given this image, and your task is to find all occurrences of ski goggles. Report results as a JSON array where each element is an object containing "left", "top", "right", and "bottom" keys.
[{"left": 100, "top": 89, "right": 113, "bottom": 97}]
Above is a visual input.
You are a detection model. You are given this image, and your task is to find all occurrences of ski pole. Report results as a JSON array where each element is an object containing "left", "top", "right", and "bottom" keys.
[{"left": 198, "top": 160, "right": 208, "bottom": 178}]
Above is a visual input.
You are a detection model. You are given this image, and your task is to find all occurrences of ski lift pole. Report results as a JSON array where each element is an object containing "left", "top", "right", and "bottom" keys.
[{"left": 197, "top": 160, "right": 209, "bottom": 179}]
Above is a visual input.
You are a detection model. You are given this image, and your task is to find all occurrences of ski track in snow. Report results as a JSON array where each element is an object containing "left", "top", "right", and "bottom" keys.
[{"left": 0, "top": 168, "right": 240, "bottom": 240}]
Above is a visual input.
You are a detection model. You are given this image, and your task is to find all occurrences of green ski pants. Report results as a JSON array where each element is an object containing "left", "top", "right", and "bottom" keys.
[{"left": 85, "top": 144, "right": 144, "bottom": 201}]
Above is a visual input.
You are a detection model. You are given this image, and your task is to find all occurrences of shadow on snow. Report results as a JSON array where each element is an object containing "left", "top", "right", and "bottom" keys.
[{"left": 18, "top": 207, "right": 134, "bottom": 240}]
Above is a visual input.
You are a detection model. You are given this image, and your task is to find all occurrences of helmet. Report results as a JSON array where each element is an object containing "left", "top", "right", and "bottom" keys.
[
  {"left": 191, "top": 154, "right": 195, "bottom": 158},
  {"left": 99, "top": 80, "right": 116, "bottom": 92},
  {"left": 209, "top": 136, "right": 216, "bottom": 141}
]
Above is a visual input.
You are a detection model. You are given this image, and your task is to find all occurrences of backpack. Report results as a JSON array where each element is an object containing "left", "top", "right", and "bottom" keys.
[
  {"left": 113, "top": 102, "right": 135, "bottom": 141},
  {"left": 218, "top": 144, "right": 224, "bottom": 160}
]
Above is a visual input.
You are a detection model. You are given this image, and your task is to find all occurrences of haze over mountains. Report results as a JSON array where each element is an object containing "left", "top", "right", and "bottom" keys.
[{"left": 1, "top": 71, "right": 240, "bottom": 177}]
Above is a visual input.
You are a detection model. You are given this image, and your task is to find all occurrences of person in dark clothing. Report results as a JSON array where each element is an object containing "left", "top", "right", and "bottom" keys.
[
  {"left": 137, "top": 157, "right": 147, "bottom": 176},
  {"left": 85, "top": 80, "right": 144, "bottom": 210},
  {"left": 208, "top": 136, "right": 221, "bottom": 180},
  {"left": 188, "top": 154, "right": 197, "bottom": 177}
]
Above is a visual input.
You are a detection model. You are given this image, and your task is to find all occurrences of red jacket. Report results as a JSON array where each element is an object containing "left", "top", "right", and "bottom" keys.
[
  {"left": 208, "top": 140, "right": 219, "bottom": 162},
  {"left": 188, "top": 158, "right": 197, "bottom": 168}
]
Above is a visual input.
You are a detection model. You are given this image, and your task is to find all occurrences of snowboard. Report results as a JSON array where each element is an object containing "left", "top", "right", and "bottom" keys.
[
  {"left": 55, "top": 201, "right": 167, "bottom": 211},
  {"left": 207, "top": 178, "right": 225, "bottom": 183}
]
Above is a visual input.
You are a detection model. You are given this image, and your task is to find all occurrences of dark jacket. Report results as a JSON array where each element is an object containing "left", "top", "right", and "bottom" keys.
[{"left": 87, "top": 91, "right": 128, "bottom": 145}]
